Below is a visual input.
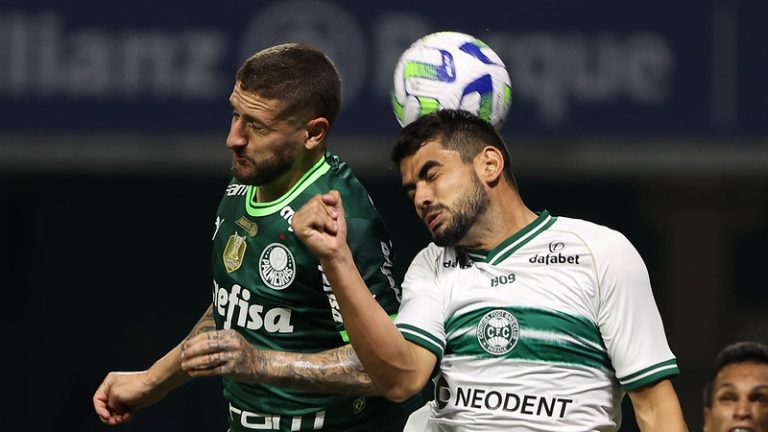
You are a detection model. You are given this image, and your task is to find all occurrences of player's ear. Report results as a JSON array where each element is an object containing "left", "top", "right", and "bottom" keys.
[
  {"left": 475, "top": 146, "right": 504, "bottom": 185},
  {"left": 304, "top": 117, "right": 330, "bottom": 150}
]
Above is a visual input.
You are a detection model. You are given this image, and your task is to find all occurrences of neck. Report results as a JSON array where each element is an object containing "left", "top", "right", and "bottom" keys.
[
  {"left": 460, "top": 188, "right": 537, "bottom": 251},
  {"left": 255, "top": 150, "right": 324, "bottom": 203}
]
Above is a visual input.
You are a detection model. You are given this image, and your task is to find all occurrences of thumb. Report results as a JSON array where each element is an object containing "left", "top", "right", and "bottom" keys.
[{"left": 320, "top": 190, "right": 344, "bottom": 218}]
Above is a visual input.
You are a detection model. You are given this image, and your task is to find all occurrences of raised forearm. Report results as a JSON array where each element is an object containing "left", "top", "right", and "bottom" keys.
[{"left": 318, "top": 248, "right": 424, "bottom": 401}]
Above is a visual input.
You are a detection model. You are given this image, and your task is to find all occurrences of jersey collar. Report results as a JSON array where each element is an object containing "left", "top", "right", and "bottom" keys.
[
  {"left": 245, "top": 155, "right": 331, "bottom": 217},
  {"left": 463, "top": 210, "right": 556, "bottom": 265}
]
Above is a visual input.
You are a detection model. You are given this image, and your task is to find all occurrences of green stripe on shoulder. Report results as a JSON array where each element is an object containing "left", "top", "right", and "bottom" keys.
[
  {"left": 620, "top": 359, "right": 680, "bottom": 391},
  {"left": 396, "top": 323, "right": 444, "bottom": 360}
]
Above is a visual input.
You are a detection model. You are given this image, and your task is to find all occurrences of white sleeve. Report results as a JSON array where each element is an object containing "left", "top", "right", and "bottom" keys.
[
  {"left": 394, "top": 245, "right": 446, "bottom": 360},
  {"left": 595, "top": 230, "right": 679, "bottom": 391}
]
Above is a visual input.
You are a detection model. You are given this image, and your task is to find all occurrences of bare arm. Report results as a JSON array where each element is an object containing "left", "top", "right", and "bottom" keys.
[
  {"left": 289, "top": 191, "right": 437, "bottom": 401},
  {"left": 181, "top": 332, "right": 377, "bottom": 395},
  {"left": 93, "top": 304, "right": 216, "bottom": 425},
  {"left": 147, "top": 303, "right": 217, "bottom": 391},
  {"left": 628, "top": 379, "right": 688, "bottom": 432}
]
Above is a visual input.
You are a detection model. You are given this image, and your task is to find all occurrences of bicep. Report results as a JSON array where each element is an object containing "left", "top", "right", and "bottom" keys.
[{"left": 408, "top": 341, "right": 438, "bottom": 385}]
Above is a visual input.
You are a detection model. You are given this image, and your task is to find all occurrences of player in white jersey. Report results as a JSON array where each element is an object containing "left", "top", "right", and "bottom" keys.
[
  {"left": 292, "top": 109, "right": 688, "bottom": 431},
  {"left": 293, "top": 110, "right": 686, "bottom": 431},
  {"left": 396, "top": 213, "right": 679, "bottom": 430}
]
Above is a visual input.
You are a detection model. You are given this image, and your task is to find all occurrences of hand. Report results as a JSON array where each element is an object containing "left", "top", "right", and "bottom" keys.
[
  {"left": 93, "top": 371, "right": 166, "bottom": 425},
  {"left": 180, "top": 329, "right": 263, "bottom": 383},
  {"left": 291, "top": 190, "right": 348, "bottom": 261}
]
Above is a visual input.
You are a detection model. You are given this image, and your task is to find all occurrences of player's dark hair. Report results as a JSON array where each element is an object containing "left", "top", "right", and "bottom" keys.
[
  {"left": 236, "top": 43, "right": 342, "bottom": 126},
  {"left": 391, "top": 109, "right": 517, "bottom": 189},
  {"left": 702, "top": 340, "right": 768, "bottom": 408}
]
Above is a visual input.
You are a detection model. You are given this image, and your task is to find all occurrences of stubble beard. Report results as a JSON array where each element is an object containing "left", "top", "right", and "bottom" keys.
[
  {"left": 231, "top": 152, "right": 294, "bottom": 186},
  {"left": 431, "top": 173, "right": 489, "bottom": 247}
]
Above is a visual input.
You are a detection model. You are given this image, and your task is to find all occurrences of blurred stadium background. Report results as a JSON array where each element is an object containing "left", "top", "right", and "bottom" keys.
[{"left": 1, "top": 1, "right": 766, "bottom": 430}]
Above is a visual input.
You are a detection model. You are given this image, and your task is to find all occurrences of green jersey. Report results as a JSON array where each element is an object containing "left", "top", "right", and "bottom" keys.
[{"left": 211, "top": 152, "right": 419, "bottom": 431}]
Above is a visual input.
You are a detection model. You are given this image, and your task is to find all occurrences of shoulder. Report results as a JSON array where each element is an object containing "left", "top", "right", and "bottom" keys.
[
  {"left": 323, "top": 152, "right": 380, "bottom": 219},
  {"left": 407, "top": 243, "right": 455, "bottom": 274},
  {"left": 550, "top": 215, "right": 636, "bottom": 257}
]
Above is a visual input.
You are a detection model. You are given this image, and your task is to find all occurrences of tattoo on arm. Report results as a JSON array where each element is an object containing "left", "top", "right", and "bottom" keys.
[
  {"left": 186, "top": 304, "right": 216, "bottom": 341},
  {"left": 246, "top": 344, "right": 379, "bottom": 395}
]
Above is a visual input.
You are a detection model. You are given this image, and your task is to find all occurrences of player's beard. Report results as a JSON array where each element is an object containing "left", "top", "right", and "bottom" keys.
[
  {"left": 429, "top": 172, "right": 489, "bottom": 247},
  {"left": 231, "top": 150, "right": 295, "bottom": 186}
]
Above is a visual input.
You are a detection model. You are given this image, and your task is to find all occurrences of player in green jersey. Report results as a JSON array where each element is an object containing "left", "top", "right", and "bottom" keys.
[
  {"left": 93, "top": 43, "right": 423, "bottom": 431},
  {"left": 293, "top": 109, "right": 688, "bottom": 431}
]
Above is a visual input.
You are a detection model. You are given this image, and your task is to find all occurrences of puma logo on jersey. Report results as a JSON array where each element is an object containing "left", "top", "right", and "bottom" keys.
[{"left": 212, "top": 216, "right": 224, "bottom": 240}]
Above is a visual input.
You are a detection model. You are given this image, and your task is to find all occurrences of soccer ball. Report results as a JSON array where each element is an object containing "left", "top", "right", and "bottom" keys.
[{"left": 392, "top": 31, "right": 512, "bottom": 128}]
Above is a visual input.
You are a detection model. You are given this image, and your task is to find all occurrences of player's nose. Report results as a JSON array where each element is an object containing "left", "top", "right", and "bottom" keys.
[{"left": 226, "top": 118, "right": 247, "bottom": 149}]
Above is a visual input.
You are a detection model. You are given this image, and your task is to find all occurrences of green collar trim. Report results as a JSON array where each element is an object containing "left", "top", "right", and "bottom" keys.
[
  {"left": 464, "top": 210, "right": 556, "bottom": 265},
  {"left": 245, "top": 156, "right": 330, "bottom": 217}
]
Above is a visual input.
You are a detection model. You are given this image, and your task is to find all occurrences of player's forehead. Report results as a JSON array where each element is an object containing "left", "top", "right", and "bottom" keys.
[
  {"left": 229, "top": 82, "right": 283, "bottom": 120},
  {"left": 714, "top": 362, "right": 768, "bottom": 391},
  {"left": 399, "top": 139, "right": 461, "bottom": 180}
]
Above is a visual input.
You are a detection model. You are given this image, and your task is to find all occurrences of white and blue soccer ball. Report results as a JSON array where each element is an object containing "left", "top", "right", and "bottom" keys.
[{"left": 392, "top": 31, "right": 512, "bottom": 128}]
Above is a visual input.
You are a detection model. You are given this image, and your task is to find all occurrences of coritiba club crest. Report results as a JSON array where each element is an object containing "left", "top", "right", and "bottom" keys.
[{"left": 477, "top": 309, "right": 520, "bottom": 355}]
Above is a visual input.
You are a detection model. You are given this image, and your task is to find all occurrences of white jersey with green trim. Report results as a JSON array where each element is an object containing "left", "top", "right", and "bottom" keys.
[{"left": 395, "top": 211, "right": 678, "bottom": 431}]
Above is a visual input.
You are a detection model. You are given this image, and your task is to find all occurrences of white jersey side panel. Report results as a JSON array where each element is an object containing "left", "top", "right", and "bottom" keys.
[{"left": 395, "top": 212, "right": 678, "bottom": 431}]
